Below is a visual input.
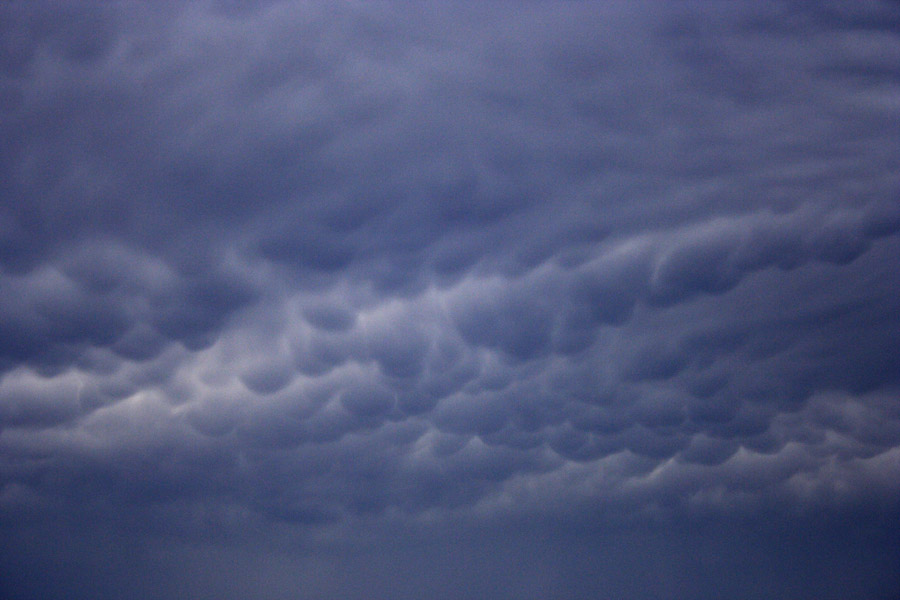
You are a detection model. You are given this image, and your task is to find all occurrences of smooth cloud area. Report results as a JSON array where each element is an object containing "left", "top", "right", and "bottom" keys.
[{"left": 2, "top": 2, "right": 899, "bottom": 599}]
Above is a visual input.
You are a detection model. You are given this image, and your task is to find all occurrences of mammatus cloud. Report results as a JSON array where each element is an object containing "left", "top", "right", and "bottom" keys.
[{"left": 1, "top": 1, "right": 899, "bottom": 599}]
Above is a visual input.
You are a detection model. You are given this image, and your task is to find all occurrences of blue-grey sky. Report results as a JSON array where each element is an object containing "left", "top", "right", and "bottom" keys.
[{"left": 1, "top": 2, "right": 899, "bottom": 599}]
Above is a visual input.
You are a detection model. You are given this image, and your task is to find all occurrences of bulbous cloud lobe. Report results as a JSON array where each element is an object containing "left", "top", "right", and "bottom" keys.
[{"left": 1, "top": 1, "right": 899, "bottom": 598}]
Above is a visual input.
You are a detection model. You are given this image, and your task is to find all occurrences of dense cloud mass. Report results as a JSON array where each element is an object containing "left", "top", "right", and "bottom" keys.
[{"left": 1, "top": 2, "right": 899, "bottom": 599}]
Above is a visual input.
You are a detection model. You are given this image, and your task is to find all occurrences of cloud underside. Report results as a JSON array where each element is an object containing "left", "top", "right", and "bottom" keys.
[{"left": 1, "top": 1, "right": 899, "bottom": 597}]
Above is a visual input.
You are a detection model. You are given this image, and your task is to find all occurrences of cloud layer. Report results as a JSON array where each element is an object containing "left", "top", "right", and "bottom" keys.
[{"left": 1, "top": 1, "right": 899, "bottom": 598}]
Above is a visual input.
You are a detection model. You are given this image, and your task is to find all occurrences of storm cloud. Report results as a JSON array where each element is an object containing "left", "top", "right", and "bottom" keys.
[{"left": 1, "top": 2, "right": 899, "bottom": 599}]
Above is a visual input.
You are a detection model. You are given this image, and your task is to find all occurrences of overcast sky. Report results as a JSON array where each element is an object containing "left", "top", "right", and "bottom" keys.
[{"left": 1, "top": 1, "right": 899, "bottom": 599}]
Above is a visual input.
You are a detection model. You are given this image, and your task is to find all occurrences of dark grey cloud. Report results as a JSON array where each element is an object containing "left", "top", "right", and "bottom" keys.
[{"left": 2, "top": 1, "right": 899, "bottom": 599}]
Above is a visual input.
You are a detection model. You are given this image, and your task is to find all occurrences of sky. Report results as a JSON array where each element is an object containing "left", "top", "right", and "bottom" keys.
[{"left": 1, "top": 1, "right": 899, "bottom": 599}]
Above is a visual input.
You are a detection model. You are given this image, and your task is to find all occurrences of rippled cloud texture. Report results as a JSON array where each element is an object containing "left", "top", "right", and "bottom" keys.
[{"left": 2, "top": 2, "right": 899, "bottom": 598}]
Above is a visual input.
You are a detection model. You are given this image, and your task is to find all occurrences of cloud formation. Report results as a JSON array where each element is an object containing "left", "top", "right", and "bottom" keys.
[{"left": 1, "top": 1, "right": 899, "bottom": 598}]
